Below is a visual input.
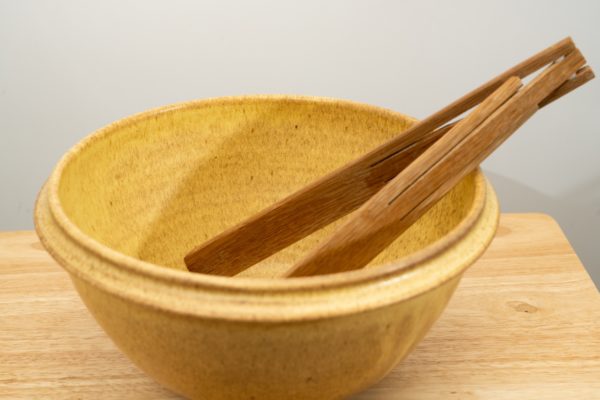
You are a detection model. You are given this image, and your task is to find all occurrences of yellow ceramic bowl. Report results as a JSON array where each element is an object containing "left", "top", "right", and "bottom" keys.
[{"left": 35, "top": 96, "right": 499, "bottom": 400}]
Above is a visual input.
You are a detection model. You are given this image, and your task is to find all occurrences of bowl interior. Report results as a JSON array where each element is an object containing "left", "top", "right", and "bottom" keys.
[{"left": 56, "top": 96, "right": 477, "bottom": 278}]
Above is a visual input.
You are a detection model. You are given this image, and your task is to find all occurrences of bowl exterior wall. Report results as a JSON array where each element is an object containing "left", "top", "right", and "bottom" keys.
[{"left": 70, "top": 271, "right": 461, "bottom": 400}]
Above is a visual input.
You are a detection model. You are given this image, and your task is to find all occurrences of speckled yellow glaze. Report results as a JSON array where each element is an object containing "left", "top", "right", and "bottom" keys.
[{"left": 34, "top": 96, "right": 499, "bottom": 400}]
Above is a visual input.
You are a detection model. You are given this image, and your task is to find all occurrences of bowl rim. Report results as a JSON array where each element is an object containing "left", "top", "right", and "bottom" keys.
[{"left": 41, "top": 94, "right": 488, "bottom": 294}]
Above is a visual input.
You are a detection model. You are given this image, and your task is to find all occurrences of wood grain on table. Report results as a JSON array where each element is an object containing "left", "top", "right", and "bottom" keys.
[{"left": 1, "top": 214, "right": 599, "bottom": 399}]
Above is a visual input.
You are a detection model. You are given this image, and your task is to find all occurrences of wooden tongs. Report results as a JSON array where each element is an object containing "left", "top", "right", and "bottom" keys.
[{"left": 184, "top": 38, "right": 594, "bottom": 277}]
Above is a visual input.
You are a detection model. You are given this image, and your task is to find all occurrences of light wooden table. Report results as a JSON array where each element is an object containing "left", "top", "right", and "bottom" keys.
[{"left": 1, "top": 214, "right": 598, "bottom": 399}]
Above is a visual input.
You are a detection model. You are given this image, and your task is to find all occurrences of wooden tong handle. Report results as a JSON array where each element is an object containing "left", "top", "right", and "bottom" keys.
[
  {"left": 287, "top": 49, "right": 586, "bottom": 277},
  {"left": 185, "top": 38, "right": 580, "bottom": 276},
  {"left": 539, "top": 66, "right": 594, "bottom": 107}
]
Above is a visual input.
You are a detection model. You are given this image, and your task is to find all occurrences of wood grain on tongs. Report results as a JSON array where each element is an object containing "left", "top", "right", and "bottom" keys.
[{"left": 184, "top": 38, "right": 591, "bottom": 276}]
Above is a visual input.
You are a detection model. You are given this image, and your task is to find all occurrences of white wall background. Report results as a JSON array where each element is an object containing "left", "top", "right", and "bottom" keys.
[{"left": 1, "top": 0, "right": 598, "bottom": 284}]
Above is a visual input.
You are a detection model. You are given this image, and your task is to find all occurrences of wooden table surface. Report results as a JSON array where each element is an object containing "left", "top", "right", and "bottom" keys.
[{"left": 1, "top": 214, "right": 598, "bottom": 399}]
